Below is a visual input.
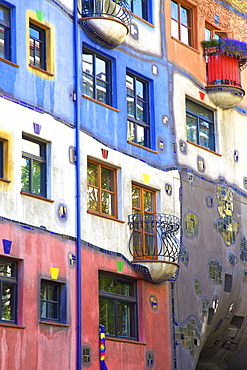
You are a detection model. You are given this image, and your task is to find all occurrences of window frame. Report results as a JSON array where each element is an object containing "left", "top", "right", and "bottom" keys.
[
  {"left": 87, "top": 159, "right": 118, "bottom": 218},
  {"left": 0, "top": 3, "right": 11, "bottom": 61},
  {"left": 127, "top": 0, "right": 149, "bottom": 22},
  {"left": 131, "top": 183, "right": 157, "bottom": 259},
  {"left": 82, "top": 47, "right": 112, "bottom": 106},
  {"left": 126, "top": 72, "right": 150, "bottom": 148},
  {"left": 0, "top": 139, "right": 3, "bottom": 178},
  {"left": 0, "top": 257, "right": 18, "bottom": 324},
  {"left": 171, "top": 0, "right": 193, "bottom": 47},
  {"left": 186, "top": 99, "right": 215, "bottom": 151},
  {"left": 21, "top": 134, "right": 47, "bottom": 198},
  {"left": 40, "top": 279, "right": 67, "bottom": 324},
  {"left": 99, "top": 272, "right": 138, "bottom": 340},
  {"left": 29, "top": 22, "right": 46, "bottom": 71}
]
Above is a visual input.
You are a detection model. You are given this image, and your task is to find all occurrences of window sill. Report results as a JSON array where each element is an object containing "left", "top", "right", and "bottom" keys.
[
  {"left": 0, "top": 58, "right": 20, "bottom": 68},
  {"left": 127, "top": 141, "right": 158, "bottom": 154},
  {"left": 29, "top": 64, "right": 54, "bottom": 77},
  {"left": 0, "top": 178, "right": 11, "bottom": 183},
  {"left": 82, "top": 95, "right": 120, "bottom": 112},
  {"left": 20, "top": 191, "right": 55, "bottom": 203},
  {"left": 39, "top": 320, "right": 69, "bottom": 328},
  {"left": 127, "top": 11, "right": 155, "bottom": 28},
  {"left": 0, "top": 322, "right": 25, "bottom": 329},
  {"left": 106, "top": 336, "right": 146, "bottom": 345},
  {"left": 187, "top": 140, "right": 222, "bottom": 156},
  {"left": 171, "top": 37, "right": 200, "bottom": 54},
  {"left": 87, "top": 210, "right": 125, "bottom": 223}
]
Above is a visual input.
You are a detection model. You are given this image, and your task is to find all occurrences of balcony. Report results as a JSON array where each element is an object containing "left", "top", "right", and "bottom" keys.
[
  {"left": 203, "top": 39, "right": 247, "bottom": 108},
  {"left": 128, "top": 213, "right": 181, "bottom": 283},
  {"left": 79, "top": 0, "right": 132, "bottom": 48}
]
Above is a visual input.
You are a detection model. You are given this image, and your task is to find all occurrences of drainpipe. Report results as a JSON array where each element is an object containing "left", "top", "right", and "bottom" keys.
[{"left": 73, "top": 0, "right": 82, "bottom": 369}]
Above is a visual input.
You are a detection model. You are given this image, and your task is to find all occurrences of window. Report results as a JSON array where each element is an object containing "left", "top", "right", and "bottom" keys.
[
  {"left": 0, "top": 4, "right": 11, "bottom": 61},
  {"left": 126, "top": 72, "right": 150, "bottom": 147},
  {"left": 186, "top": 99, "right": 215, "bottom": 151},
  {"left": 131, "top": 184, "right": 156, "bottom": 258},
  {"left": 127, "top": 0, "right": 148, "bottom": 21},
  {"left": 21, "top": 135, "right": 47, "bottom": 197},
  {"left": 204, "top": 25, "right": 230, "bottom": 41},
  {"left": 171, "top": 0, "right": 192, "bottom": 46},
  {"left": 0, "top": 140, "right": 3, "bottom": 178},
  {"left": 82, "top": 48, "right": 111, "bottom": 105},
  {"left": 29, "top": 23, "right": 46, "bottom": 70},
  {"left": 87, "top": 160, "right": 117, "bottom": 218},
  {"left": 0, "top": 257, "right": 17, "bottom": 324},
  {"left": 99, "top": 273, "right": 137, "bottom": 340},
  {"left": 40, "top": 279, "right": 67, "bottom": 324}
]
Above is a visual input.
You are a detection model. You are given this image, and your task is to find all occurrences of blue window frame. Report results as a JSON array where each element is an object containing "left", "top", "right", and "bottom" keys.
[
  {"left": 186, "top": 99, "right": 215, "bottom": 151},
  {"left": 82, "top": 48, "right": 112, "bottom": 105},
  {"left": 40, "top": 279, "right": 67, "bottom": 324},
  {"left": 99, "top": 273, "right": 138, "bottom": 340},
  {"left": 29, "top": 23, "right": 46, "bottom": 70},
  {"left": 127, "top": 0, "right": 148, "bottom": 21},
  {"left": 0, "top": 257, "right": 18, "bottom": 324},
  {"left": 21, "top": 135, "right": 47, "bottom": 198},
  {"left": 127, "top": 72, "right": 150, "bottom": 148},
  {"left": 0, "top": 4, "right": 11, "bottom": 61}
]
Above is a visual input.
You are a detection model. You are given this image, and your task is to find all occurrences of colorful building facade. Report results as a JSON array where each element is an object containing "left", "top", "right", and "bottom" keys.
[{"left": 1, "top": 0, "right": 247, "bottom": 369}]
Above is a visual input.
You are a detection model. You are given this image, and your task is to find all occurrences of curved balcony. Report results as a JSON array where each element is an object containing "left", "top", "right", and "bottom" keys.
[
  {"left": 128, "top": 213, "right": 181, "bottom": 283},
  {"left": 79, "top": 0, "right": 132, "bottom": 48}
]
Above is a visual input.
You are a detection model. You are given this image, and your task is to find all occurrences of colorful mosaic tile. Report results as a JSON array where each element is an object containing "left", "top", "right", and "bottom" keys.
[
  {"left": 179, "top": 140, "right": 187, "bottom": 154},
  {"left": 197, "top": 156, "right": 205, "bottom": 173},
  {"left": 208, "top": 259, "right": 223, "bottom": 284},
  {"left": 229, "top": 252, "right": 236, "bottom": 265},
  {"left": 240, "top": 236, "right": 247, "bottom": 262},
  {"left": 180, "top": 246, "right": 189, "bottom": 267},
  {"left": 184, "top": 212, "right": 198, "bottom": 237},
  {"left": 214, "top": 185, "right": 239, "bottom": 246},
  {"left": 206, "top": 196, "right": 213, "bottom": 208},
  {"left": 165, "top": 183, "right": 172, "bottom": 196},
  {"left": 174, "top": 317, "right": 200, "bottom": 359},
  {"left": 188, "top": 173, "right": 194, "bottom": 184},
  {"left": 202, "top": 298, "right": 209, "bottom": 316},
  {"left": 194, "top": 276, "right": 202, "bottom": 295}
]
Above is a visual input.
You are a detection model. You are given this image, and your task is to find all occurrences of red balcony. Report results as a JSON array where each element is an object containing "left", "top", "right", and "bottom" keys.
[{"left": 203, "top": 39, "right": 247, "bottom": 108}]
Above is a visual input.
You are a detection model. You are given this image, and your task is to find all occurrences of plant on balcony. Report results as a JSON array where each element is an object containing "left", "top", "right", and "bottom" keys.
[{"left": 202, "top": 38, "right": 247, "bottom": 69}]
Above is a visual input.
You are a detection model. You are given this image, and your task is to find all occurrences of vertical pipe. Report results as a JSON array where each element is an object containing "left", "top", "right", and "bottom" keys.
[{"left": 73, "top": 0, "right": 82, "bottom": 369}]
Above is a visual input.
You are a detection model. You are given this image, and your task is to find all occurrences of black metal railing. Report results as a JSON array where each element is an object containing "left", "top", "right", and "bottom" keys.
[
  {"left": 128, "top": 213, "right": 181, "bottom": 262},
  {"left": 79, "top": 0, "right": 132, "bottom": 26}
]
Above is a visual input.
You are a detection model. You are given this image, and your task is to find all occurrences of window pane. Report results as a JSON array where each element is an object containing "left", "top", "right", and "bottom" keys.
[
  {"left": 0, "top": 6, "right": 10, "bottom": 24},
  {"left": 137, "top": 99, "right": 145, "bottom": 122},
  {"left": 181, "top": 25, "right": 189, "bottom": 45},
  {"left": 30, "top": 27, "right": 40, "bottom": 40},
  {"left": 0, "top": 261, "right": 13, "bottom": 277},
  {"left": 83, "top": 74, "right": 94, "bottom": 98},
  {"left": 186, "top": 100, "right": 213, "bottom": 121},
  {"left": 127, "top": 96, "right": 135, "bottom": 117},
  {"left": 47, "top": 285, "right": 56, "bottom": 300},
  {"left": 101, "top": 191, "right": 114, "bottom": 215},
  {"left": 101, "top": 167, "right": 114, "bottom": 191},
  {"left": 1, "top": 283, "right": 15, "bottom": 321},
  {"left": 99, "top": 297, "right": 115, "bottom": 335},
  {"left": 96, "top": 57, "right": 106, "bottom": 82},
  {"left": 199, "top": 119, "right": 211, "bottom": 149},
  {"left": 87, "top": 162, "right": 98, "bottom": 186},
  {"left": 171, "top": 19, "right": 179, "bottom": 39},
  {"left": 96, "top": 80, "right": 107, "bottom": 103},
  {"left": 180, "top": 6, "right": 189, "bottom": 26},
  {"left": 82, "top": 52, "right": 93, "bottom": 75},
  {"left": 135, "top": 124, "right": 145, "bottom": 146},
  {"left": 99, "top": 275, "right": 135, "bottom": 297},
  {"left": 205, "top": 28, "right": 211, "bottom": 41},
  {"left": 126, "top": 75, "right": 134, "bottom": 96},
  {"left": 22, "top": 139, "right": 40, "bottom": 156},
  {"left": 87, "top": 186, "right": 99, "bottom": 211},
  {"left": 133, "top": 231, "right": 142, "bottom": 254},
  {"left": 0, "top": 26, "right": 5, "bottom": 58},
  {"left": 47, "top": 302, "right": 58, "bottom": 319},
  {"left": 32, "top": 160, "right": 41, "bottom": 194},
  {"left": 136, "top": 80, "right": 144, "bottom": 100},
  {"left": 132, "top": 186, "right": 140, "bottom": 210},
  {"left": 186, "top": 113, "right": 197, "bottom": 143},
  {"left": 117, "top": 301, "right": 131, "bottom": 337},
  {"left": 21, "top": 158, "right": 30, "bottom": 192},
  {"left": 171, "top": 1, "right": 178, "bottom": 20},
  {"left": 143, "top": 190, "right": 153, "bottom": 212}
]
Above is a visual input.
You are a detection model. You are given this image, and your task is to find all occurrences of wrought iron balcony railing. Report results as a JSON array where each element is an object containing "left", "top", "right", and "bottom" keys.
[
  {"left": 79, "top": 0, "right": 132, "bottom": 27},
  {"left": 128, "top": 213, "right": 181, "bottom": 262}
]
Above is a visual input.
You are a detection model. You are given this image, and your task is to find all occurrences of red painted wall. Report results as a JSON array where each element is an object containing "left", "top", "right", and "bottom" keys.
[{"left": 0, "top": 220, "right": 173, "bottom": 370}]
